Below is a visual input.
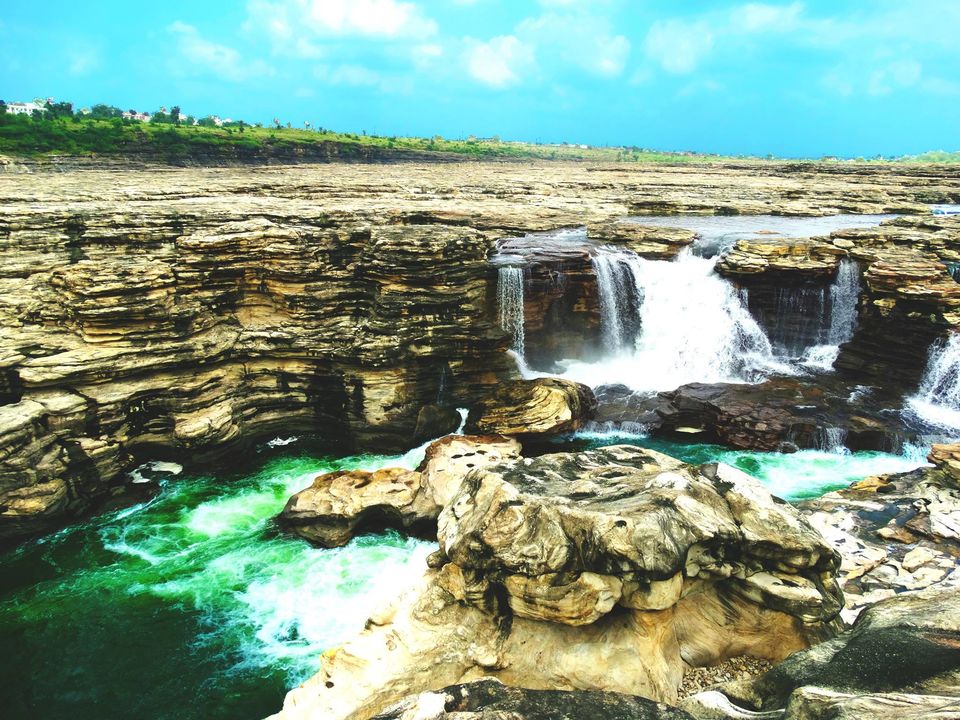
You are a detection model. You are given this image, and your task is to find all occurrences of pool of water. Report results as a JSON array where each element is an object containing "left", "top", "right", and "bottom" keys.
[
  {"left": 550, "top": 430, "right": 928, "bottom": 500},
  {"left": 0, "top": 452, "right": 434, "bottom": 720}
]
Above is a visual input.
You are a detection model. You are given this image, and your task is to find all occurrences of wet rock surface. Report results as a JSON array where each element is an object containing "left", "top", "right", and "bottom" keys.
[
  {"left": 594, "top": 377, "right": 912, "bottom": 453},
  {"left": 799, "top": 444, "right": 960, "bottom": 623},
  {"left": 372, "top": 678, "right": 697, "bottom": 720},
  {"left": 271, "top": 445, "right": 842, "bottom": 720},
  {"left": 681, "top": 586, "right": 960, "bottom": 719}
]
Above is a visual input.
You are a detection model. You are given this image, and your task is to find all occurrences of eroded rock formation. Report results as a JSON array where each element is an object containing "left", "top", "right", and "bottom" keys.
[
  {"left": 799, "top": 443, "right": 960, "bottom": 622},
  {"left": 271, "top": 445, "right": 842, "bottom": 720},
  {"left": 682, "top": 586, "right": 960, "bottom": 719},
  {"left": 372, "top": 678, "right": 696, "bottom": 720},
  {"left": 278, "top": 434, "right": 522, "bottom": 547}
]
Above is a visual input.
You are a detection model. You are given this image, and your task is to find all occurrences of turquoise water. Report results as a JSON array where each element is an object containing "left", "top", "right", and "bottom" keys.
[
  {"left": 560, "top": 431, "right": 928, "bottom": 500},
  {"left": 0, "top": 452, "right": 434, "bottom": 720},
  {"left": 0, "top": 434, "right": 928, "bottom": 720}
]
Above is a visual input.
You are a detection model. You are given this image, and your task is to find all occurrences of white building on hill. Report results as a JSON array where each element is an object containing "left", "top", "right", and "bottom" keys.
[{"left": 6, "top": 101, "right": 45, "bottom": 116}]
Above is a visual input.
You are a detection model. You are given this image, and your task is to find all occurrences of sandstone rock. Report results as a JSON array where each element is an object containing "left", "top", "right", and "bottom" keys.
[
  {"left": 717, "top": 238, "right": 845, "bottom": 281},
  {"left": 271, "top": 445, "right": 842, "bottom": 720},
  {"left": 278, "top": 467, "right": 434, "bottom": 548},
  {"left": 467, "top": 378, "right": 597, "bottom": 437},
  {"left": 278, "top": 435, "right": 521, "bottom": 547},
  {"left": 684, "top": 587, "right": 960, "bottom": 718},
  {"left": 799, "top": 462, "right": 960, "bottom": 623},
  {"left": 588, "top": 220, "right": 697, "bottom": 260},
  {"left": 371, "top": 678, "right": 696, "bottom": 720}
]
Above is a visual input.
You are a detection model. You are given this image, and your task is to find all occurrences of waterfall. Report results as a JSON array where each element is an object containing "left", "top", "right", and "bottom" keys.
[
  {"left": 828, "top": 259, "right": 860, "bottom": 345},
  {"left": 592, "top": 249, "right": 641, "bottom": 352},
  {"left": 560, "top": 248, "right": 792, "bottom": 392},
  {"left": 497, "top": 267, "right": 526, "bottom": 358},
  {"left": 907, "top": 334, "right": 960, "bottom": 431},
  {"left": 800, "top": 259, "right": 861, "bottom": 371}
]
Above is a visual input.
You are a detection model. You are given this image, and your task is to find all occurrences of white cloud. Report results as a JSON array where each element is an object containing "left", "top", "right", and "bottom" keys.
[
  {"left": 68, "top": 47, "right": 101, "bottom": 76},
  {"left": 645, "top": 20, "right": 714, "bottom": 74},
  {"left": 867, "top": 59, "right": 922, "bottom": 95},
  {"left": 412, "top": 43, "right": 443, "bottom": 68},
  {"left": 464, "top": 35, "right": 535, "bottom": 88},
  {"left": 247, "top": 0, "right": 436, "bottom": 51},
  {"left": 732, "top": 2, "right": 804, "bottom": 32},
  {"left": 314, "top": 63, "right": 381, "bottom": 86},
  {"left": 517, "top": 12, "right": 630, "bottom": 77},
  {"left": 169, "top": 22, "right": 273, "bottom": 81}
]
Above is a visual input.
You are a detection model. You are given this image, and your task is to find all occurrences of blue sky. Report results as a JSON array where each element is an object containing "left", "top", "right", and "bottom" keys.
[{"left": 2, "top": 0, "right": 958, "bottom": 157}]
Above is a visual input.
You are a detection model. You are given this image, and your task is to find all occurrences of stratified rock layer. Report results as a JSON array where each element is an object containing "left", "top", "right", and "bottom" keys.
[{"left": 271, "top": 445, "right": 842, "bottom": 720}]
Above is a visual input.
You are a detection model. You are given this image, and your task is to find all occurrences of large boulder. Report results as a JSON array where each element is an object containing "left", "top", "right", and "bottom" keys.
[
  {"left": 467, "top": 378, "right": 597, "bottom": 437},
  {"left": 270, "top": 445, "right": 842, "bottom": 720},
  {"left": 278, "top": 434, "right": 522, "bottom": 547},
  {"left": 682, "top": 586, "right": 960, "bottom": 719}
]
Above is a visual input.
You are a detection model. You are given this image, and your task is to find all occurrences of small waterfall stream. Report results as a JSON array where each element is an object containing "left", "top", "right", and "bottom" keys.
[
  {"left": 800, "top": 258, "right": 861, "bottom": 370},
  {"left": 497, "top": 267, "right": 526, "bottom": 358},
  {"left": 908, "top": 333, "right": 960, "bottom": 430}
]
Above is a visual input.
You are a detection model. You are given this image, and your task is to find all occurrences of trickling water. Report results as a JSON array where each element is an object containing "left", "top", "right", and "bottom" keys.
[
  {"left": 497, "top": 267, "right": 526, "bottom": 358},
  {"left": 828, "top": 259, "right": 860, "bottom": 345},
  {"left": 800, "top": 259, "right": 861, "bottom": 371},
  {"left": 907, "top": 334, "right": 960, "bottom": 431},
  {"left": 559, "top": 248, "right": 793, "bottom": 392},
  {"left": 591, "top": 249, "right": 641, "bottom": 352},
  {"left": 816, "top": 426, "right": 850, "bottom": 454}
]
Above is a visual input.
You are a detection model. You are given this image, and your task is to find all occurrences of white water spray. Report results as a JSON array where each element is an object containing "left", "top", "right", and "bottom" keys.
[
  {"left": 560, "top": 248, "right": 793, "bottom": 392},
  {"left": 801, "top": 258, "right": 861, "bottom": 371},
  {"left": 908, "top": 334, "right": 960, "bottom": 432}
]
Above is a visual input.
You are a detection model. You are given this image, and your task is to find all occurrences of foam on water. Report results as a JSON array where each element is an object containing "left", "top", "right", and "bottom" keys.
[
  {"left": 907, "top": 333, "right": 960, "bottom": 433},
  {"left": 568, "top": 432, "right": 930, "bottom": 500},
  {"left": 0, "top": 451, "right": 438, "bottom": 720}
]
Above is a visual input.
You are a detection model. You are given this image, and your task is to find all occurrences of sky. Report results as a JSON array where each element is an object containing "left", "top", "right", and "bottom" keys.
[{"left": 1, "top": 0, "right": 959, "bottom": 157}]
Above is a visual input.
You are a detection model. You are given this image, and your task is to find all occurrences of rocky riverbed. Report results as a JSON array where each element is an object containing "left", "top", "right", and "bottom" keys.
[{"left": 2, "top": 158, "right": 960, "bottom": 720}]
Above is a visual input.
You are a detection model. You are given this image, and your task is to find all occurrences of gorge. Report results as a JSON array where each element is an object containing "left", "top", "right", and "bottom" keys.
[{"left": 1, "top": 158, "right": 959, "bottom": 720}]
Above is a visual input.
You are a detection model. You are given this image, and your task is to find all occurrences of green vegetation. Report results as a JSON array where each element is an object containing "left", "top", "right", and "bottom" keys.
[
  {"left": 0, "top": 99, "right": 725, "bottom": 163},
  {"left": 0, "top": 99, "right": 957, "bottom": 164}
]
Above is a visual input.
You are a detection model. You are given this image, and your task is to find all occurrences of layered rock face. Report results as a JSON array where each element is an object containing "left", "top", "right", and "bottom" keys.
[
  {"left": 1, "top": 160, "right": 957, "bottom": 539},
  {"left": 0, "top": 203, "right": 518, "bottom": 539},
  {"left": 272, "top": 445, "right": 842, "bottom": 720}
]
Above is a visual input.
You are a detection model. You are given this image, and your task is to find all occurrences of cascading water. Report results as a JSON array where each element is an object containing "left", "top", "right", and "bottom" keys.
[
  {"left": 907, "top": 333, "right": 960, "bottom": 432},
  {"left": 497, "top": 267, "right": 526, "bottom": 358},
  {"left": 800, "top": 258, "right": 861, "bottom": 370},
  {"left": 591, "top": 249, "right": 641, "bottom": 352},
  {"left": 558, "top": 248, "right": 793, "bottom": 392}
]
